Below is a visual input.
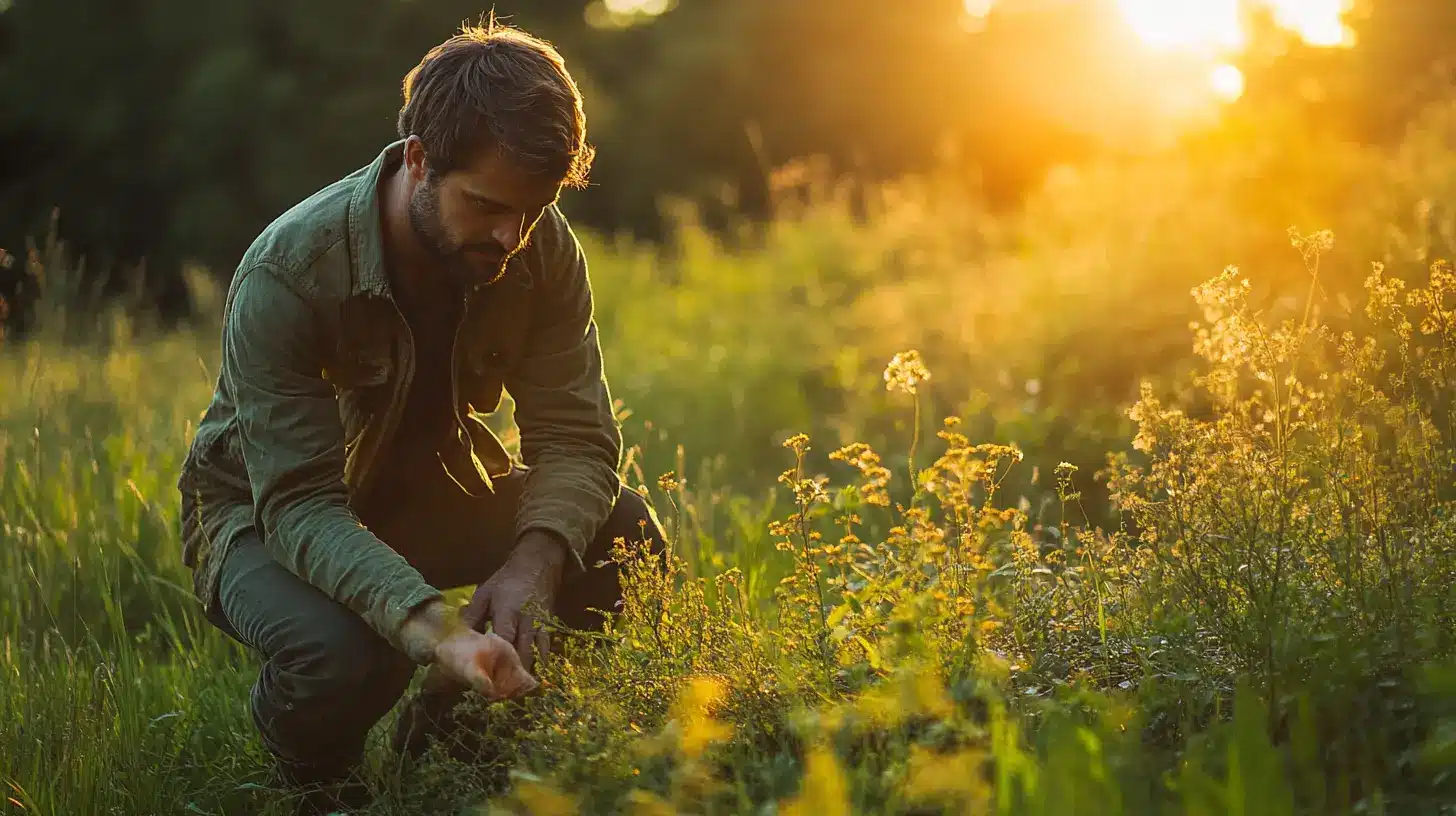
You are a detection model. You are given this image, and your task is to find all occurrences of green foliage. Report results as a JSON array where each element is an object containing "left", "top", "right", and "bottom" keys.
[
  {"left": 9, "top": 97, "right": 1456, "bottom": 816},
  {"left": 4, "top": 0, "right": 1454, "bottom": 302}
]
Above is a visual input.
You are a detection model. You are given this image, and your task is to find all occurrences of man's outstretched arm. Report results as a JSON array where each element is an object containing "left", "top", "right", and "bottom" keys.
[{"left": 222, "top": 262, "right": 444, "bottom": 660}]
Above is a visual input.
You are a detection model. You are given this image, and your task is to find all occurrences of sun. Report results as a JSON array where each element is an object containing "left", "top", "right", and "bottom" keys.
[
  {"left": 961, "top": 0, "right": 1354, "bottom": 103},
  {"left": 964, "top": 1, "right": 1354, "bottom": 53},
  {"left": 1115, "top": 0, "right": 1354, "bottom": 53},
  {"left": 1209, "top": 63, "right": 1247, "bottom": 102},
  {"left": 1116, "top": 0, "right": 1244, "bottom": 53},
  {"left": 1263, "top": 0, "right": 1352, "bottom": 46}
]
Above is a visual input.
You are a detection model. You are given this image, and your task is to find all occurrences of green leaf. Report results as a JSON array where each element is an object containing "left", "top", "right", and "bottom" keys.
[{"left": 854, "top": 635, "right": 883, "bottom": 670}]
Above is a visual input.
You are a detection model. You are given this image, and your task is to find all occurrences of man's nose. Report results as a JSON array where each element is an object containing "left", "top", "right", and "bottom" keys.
[{"left": 492, "top": 216, "right": 524, "bottom": 254}]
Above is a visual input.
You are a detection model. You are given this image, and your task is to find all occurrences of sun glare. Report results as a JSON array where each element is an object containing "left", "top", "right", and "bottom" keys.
[
  {"left": 603, "top": 0, "right": 671, "bottom": 16},
  {"left": 1209, "top": 63, "right": 1247, "bottom": 101},
  {"left": 1264, "top": 0, "right": 1353, "bottom": 46},
  {"left": 1116, "top": 0, "right": 1354, "bottom": 52},
  {"left": 966, "top": 1, "right": 1354, "bottom": 53},
  {"left": 1116, "top": 0, "right": 1244, "bottom": 53}
]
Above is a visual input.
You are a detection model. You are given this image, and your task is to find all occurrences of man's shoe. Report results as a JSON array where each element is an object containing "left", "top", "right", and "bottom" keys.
[
  {"left": 291, "top": 780, "right": 372, "bottom": 816},
  {"left": 391, "top": 686, "right": 476, "bottom": 761},
  {"left": 270, "top": 759, "right": 373, "bottom": 815}
]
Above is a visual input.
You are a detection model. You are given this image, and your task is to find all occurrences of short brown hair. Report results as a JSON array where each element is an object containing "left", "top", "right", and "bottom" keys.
[{"left": 396, "top": 19, "right": 594, "bottom": 188}]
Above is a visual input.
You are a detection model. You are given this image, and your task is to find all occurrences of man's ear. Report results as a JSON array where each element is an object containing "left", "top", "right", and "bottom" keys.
[{"left": 403, "top": 136, "right": 429, "bottom": 182}]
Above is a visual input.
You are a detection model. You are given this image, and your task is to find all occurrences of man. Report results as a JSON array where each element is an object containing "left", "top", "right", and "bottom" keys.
[{"left": 176, "top": 21, "right": 665, "bottom": 812}]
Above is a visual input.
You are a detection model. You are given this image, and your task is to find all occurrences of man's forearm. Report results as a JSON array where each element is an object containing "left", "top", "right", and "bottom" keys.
[{"left": 263, "top": 494, "right": 443, "bottom": 653}]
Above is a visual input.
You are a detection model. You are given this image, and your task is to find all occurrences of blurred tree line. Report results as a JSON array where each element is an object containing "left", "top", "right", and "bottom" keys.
[{"left": 0, "top": 0, "right": 1452, "bottom": 320}]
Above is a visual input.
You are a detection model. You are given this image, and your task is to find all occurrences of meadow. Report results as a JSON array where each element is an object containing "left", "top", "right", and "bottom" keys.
[{"left": 5, "top": 100, "right": 1456, "bottom": 815}]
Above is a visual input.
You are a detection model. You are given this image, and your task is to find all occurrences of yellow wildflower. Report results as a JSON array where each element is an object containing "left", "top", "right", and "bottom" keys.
[
  {"left": 883, "top": 350, "right": 931, "bottom": 396},
  {"left": 780, "top": 746, "right": 849, "bottom": 816}
]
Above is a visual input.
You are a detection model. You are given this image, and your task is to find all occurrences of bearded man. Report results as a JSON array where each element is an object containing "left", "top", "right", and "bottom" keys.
[{"left": 176, "top": 21, "right": 664, "bottom": 813}]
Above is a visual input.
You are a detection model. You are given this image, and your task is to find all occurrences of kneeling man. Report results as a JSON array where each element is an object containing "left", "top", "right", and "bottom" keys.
[{"left": 176, "top": 21, "right": 664, "bottom": 810}]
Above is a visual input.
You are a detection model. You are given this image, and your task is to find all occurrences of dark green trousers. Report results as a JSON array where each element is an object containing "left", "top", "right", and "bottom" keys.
[{"left": 205, "top": 469, "right": 664, "bottom": 782}]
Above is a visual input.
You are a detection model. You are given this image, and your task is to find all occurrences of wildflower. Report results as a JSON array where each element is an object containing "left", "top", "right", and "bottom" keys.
[
  {"left": 783, "top": 433, "right": 811, "bottom": 455},
  {"left": 626, "top": 790, "right": 673, "bottom": 816},
  {"left": 904, "top": 746, "right": 989, "bottom": 808},
  {"left": 778, "top": 472, "right": 829, "bottom": 506},
  {"left": 883, "top": 350, "right": 931, "bottom": 396},
  {"left": 780, "top": 746, "right": 849, "bottom": 816},
  {"left": 671, "top": 676, "right": 733, "bottom": 760},
  {"left": 1288, "top": 226, "right": 1335, "bottom": 258},
  {"left": 512, "top": 780, "right": 579, "bottom": 816},
  {"left": 1410, "top": 259, "right": 1455, "bottom": 337},
  {"left": 830, "top": 442, "right": 892, "bottom": 506}
]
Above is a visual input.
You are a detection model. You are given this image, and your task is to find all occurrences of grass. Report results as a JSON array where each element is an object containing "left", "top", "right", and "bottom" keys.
[{"left": 5, "top": 100, "right": 1456, "bottom": 814}]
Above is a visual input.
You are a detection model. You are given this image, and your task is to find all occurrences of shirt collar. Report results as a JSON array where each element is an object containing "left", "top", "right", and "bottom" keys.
[{"left": 346, "top": 139, "right": 405, "bottom": 299}]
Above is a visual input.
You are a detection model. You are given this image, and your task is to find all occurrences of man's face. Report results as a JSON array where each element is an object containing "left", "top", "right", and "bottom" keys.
[{"left": 405, "top": 139, "right": 561, "bottom": 286}]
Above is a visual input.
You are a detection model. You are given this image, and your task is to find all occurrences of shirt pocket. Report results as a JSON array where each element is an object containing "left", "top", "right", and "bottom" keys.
[
  {"left": 328, "top": 346, "right": 393, "bottom": 460},
  {"left": 462, "top": 286, "right": 532, "bottom": 405}
]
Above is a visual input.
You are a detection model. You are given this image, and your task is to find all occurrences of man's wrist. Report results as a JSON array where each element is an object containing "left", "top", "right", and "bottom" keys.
[
  {"left": 398, "top": 598, "right": 464, "bottom": 664},
  {"left": 514, "top": 528, "right": 570, "bottom": 571}
]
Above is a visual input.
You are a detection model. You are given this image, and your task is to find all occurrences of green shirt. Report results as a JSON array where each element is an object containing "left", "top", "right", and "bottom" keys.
[{"left": 177, "top": 141, "right": 622, "bottom": 663}]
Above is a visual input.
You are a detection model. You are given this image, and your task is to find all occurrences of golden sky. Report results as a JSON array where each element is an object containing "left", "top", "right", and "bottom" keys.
[{"left": 971, "top": 0, "right": 1355, "bottom": 101}]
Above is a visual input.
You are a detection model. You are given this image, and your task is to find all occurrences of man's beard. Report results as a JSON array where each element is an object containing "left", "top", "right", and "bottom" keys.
[{"left": 407, "top": 180, "right": 508, "bottom": 286}]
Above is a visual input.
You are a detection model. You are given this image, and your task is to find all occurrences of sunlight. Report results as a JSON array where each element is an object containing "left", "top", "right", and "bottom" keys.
[
  {"left": 1264, "top": 0, "right": 1353, "bottom": 46},
  {"left": 963, "top": 0, "right": 994, "bottom": 17},
  {"left": 1116, "top": 0, "right": 1244, "bottom": 53},
  {"left": 965, "top": 1, "right": 1353, "bottom": 51},
  {"left": 603, "top": 0, "right": 671, "bottom": 16},
  {"left": 1209, "top": 63, "right": 1246, "bottom": 101},
  {"left": 1116, "top": 0, "right": 1353, "bottom": 52}
]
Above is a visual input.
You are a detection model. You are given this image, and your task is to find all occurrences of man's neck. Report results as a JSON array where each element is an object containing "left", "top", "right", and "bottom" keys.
[{"left": 377, "top": 161, "right": 436, "bottom": 305}]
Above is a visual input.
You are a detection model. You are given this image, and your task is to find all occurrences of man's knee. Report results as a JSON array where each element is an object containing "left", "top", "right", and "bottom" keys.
[
  {"left": 272, "top": 605, "right": 412, "bottom": 702},
  {"left": 246, "top": 603, "right": 415, "bottom": 775},
  {"left": 600, "top": 484, "right": 666, "bottom": 552}
]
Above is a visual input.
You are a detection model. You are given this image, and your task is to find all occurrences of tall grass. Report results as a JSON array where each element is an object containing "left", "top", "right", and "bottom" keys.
[{"left": 5, "top": 100, "right": 1456, "bottom": 814}]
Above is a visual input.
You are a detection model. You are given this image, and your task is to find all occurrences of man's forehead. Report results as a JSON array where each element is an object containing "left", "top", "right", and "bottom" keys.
[{"left": 451, "top": 156, "right": 560, "bottom": 210}]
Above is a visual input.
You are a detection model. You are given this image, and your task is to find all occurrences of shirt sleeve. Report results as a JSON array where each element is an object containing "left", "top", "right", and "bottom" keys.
[
  {"left": 506, "top": 207, "right": 623, "bottom": 570},
  {"left": 222, "top": 262, "right": 442, "bottom": 661}
]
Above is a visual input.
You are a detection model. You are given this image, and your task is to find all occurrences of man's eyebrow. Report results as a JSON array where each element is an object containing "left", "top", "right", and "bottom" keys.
[
  {"left": 464, "top": 189, "right": 558, "bottom": 213},
  {"left": 464, "top": 190, "right": 513, "bottom": 210}
]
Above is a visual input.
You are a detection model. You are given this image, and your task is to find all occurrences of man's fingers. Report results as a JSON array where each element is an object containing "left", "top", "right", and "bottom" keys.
[
  {"left": 467, "top": 668, "right": 496, "bottom": 698},
  {"left": 462, "top": 587, "right": 492, "bottom": 631},
  {"left": 477, "top": 632, "right": 535, "bottom": 698},
  {"left": 515, "top": 615, "right": 536, "bottom": 674},
  {"left": 534, "top": 627, "right": 551, "bottom": 670},
  {"left": 493, "top": 605, "right": 518, "bottom": 651}
]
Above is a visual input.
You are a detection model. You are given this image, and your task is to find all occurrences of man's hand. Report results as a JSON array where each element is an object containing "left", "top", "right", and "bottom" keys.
[
  {"left": 462, "top": 531, "right": 567, "bottom": 675},
  {"left": 399, "top": 599, "right": 538, "bottom": 699},
  {"left": 432, "top": 627, "right": 537, "bottom": 700}
]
